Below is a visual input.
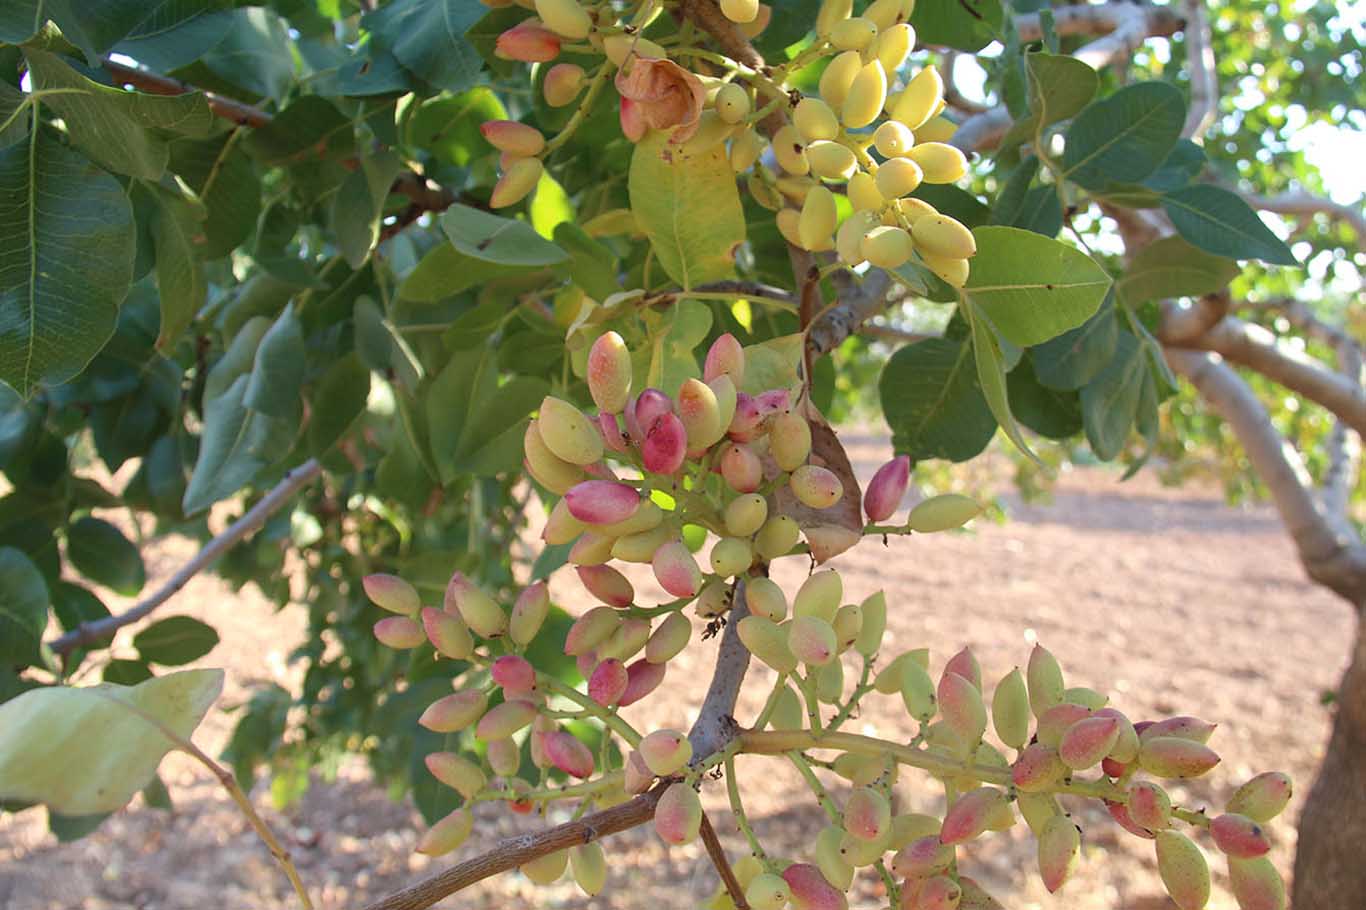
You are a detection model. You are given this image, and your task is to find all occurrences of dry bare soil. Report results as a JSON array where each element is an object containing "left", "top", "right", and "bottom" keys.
[{"left": 1, "top": 437, "right": 1353, "bottom": 910}]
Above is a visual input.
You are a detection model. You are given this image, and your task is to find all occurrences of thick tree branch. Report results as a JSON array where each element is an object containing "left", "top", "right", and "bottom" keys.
[
  {"left": 689, "top": 582, "right": 752, "bottom": 759},
  {"left": 1167, "top": 351, "right": 1366, "bottom": 605},
  {"left": 807, "top": 268, "right": 893, "bottom": 356},
  {"left": 953, "top": 3, "right": 1186, "bottom": 152},
  {"left": 49, "top": 459, "right": 323, "bottom": 656},
  {"left": 1163, "top": 313, "right": 1366, "bottom": 438},
  {"left": 939, "top": 52, "right": 987, "bottom": 115},
  {"left": 358, "top": 786, "right": 666, "bottom": 910},
  {"left": 1181, "top": 0, "right": 1218, "bottom": 138}
]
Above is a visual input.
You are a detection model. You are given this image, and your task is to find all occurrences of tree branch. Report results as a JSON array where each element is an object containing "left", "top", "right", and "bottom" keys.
[
  {"left": 1181, "top": 0, "right": 1218, "bottom": 138},
  {"left": 939, "top": 52, "right": 987, "bottom": 115},
  {"left": 688, "top": 581, "right": 752, "bottom": 759},
  {"left": 358, "top": 786, "right": 666, "bottom": 910},
  {"left": 1244, "top": 191, "right": 1366, "bottom": 251},
  {"left": 49, "top": 459, "right": 324, "bottom": 656},
  {"left": 807, "top": 268, "right": 893, "bottom": 356},
  {"left": 953, "top": 3, "right": 1186, "bottom": 152},
  {"left": 1167, "top": 350, "right": 1366, "bottom": 605},
  {"left": 700, "top": 811, "right": 750, "bottom": 909}
]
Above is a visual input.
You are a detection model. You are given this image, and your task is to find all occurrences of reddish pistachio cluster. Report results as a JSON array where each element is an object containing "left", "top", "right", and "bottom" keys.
[{"left": 480, "top": 0, "right": 979, "bottom": 286}]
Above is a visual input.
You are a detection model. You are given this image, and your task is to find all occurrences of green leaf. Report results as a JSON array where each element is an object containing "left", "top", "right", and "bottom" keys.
[
  {"left": 427, "top": 347, "right": 549, "bottom": 481},
  {"left": 25, "top": 48, "right": 216, "bottom": 180},
  {"left": 965, "top": 300, "right": 1040, "bottom": 464},
  {"left": 530, "top": 170, "right": 575, "bottom": 240},
  {"left": 244, "top": 96, "right": 353, "bottom": 166},
  {"left": 1161, "top": 185, "right": 1298, "bottom": 266},
  {"left": 145, "top": 186, "right": 206, "bottom": 349},
  {"left": 134, "top": 615, "right": 220, "bottom": 665},
  {"left": 307, "top": 353, "right": 371, "bottom": 456},
  {"left": 991, "top": 157, "right": 1061, "bottom": 237},
  {"left": 103, "top": 659, "right": 154, "bottom": 685},
  {"left": 112, "top": 7, "right": 235, "bottom": 73},
  {"left": 35, "top": 0, "right": 229, "bottom": 61},
  {"left": 961, "top": 226, "right": 1111, "bottom": 348},
  {"left": 1080, "top": 330, "right": 1144, "bottom": 460},
  {"left": 199, "top": 7, "right": 295, "bottom": 102},
  {"left": 363, "top": 0, "right": 485, "bottom": 95},
  {"left": 169, "top": 133, "right": 260, "bottom": 260},
  {"left": 1118, "top": 235, "right": 1242, "bottom": 304},
  {"left": 404, "top": 89, "right": 507, "bottom": 167},
  {"left": 628, "top": 132, "right": 746, "bottom": 290},
  {"left": 66, "top": 517, "right": 145, "bottom": 596},
  {"left": 1062, "top": 82, "right": 1185, "bottom": 189},
  {"left": 1000, "top": 52, "right": 1098, "bottom": 152},
  {"left": 0, "top": 668, "right": 223, "bottom": 815},
  {"left": 1008, "top": 355, "right": 1083, "bottom": 440},
  {"left": 553, "top": 222, "right": 620, "bottom": 301},
  {"left": 910, "top": 0, "right": 1004, "bottom": 53},
  {"left": 332, "top": 150, "right": 403, "bottom": 269},
  {"left": 442, "top": 204, "right": 568, "bottom": 267},
  {"left": 1032, "top": 293, "right": 1118, "bottom": 390},
  {"left": 398, "top": 243, "right": 530, "bottom": 302},
  {"left": 141, "top": 773, "right": 173, "bottom": 811},
  {"left": 221, "top": 683, "right": 290, "bottom": 789},
  {"left": 50, "top": 581, "right": 110, "bottom": 633},
  {"left": 0, "top": 129, "right": 135, "bottom": 397},
  {"left": 183, "top": 309, "right": 303, "bottom": 513},
  {"left": 0, "top": 546, "right": 47, "bottom": 666},
  {"left": 48, "top": 810, "right": 111, "bottom": 842},
  {"left": 878, "top": 338, "right": 996, "bottom": 463}
]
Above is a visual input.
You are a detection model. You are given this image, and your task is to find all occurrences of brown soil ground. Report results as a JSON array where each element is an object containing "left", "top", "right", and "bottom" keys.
[{"left": 0, "top": 435, "right": 1354, "bottom": 910}]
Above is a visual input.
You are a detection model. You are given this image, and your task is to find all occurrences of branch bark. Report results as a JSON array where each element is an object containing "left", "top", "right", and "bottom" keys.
[
  {"left": 953, "top": 3, "right": 1186, "bottom": 153},
  {"left": 807, "top": 268, "right": 893, "bottom": 357},
  {"left": 700, "top": 812, "right": 749, "bottom": 909},
  {"left": 49, "top": 459, "right": 324, "bottom": 656},
  {"left": 1244, "top": 191, "right": 1366, "bottom": 251},
  {"left": 1181, "top": 0, "right": 1218, "bottom": 138},
  {"left": 358, "top": 786, "right": 666, "bottom": 910},
  {"left": 688, "top": 581, "right": 752, "bottom": 759}
]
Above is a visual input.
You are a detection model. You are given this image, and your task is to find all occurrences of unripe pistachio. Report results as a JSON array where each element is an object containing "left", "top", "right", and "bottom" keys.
[
  {"left": 938, "top": 671, "right": 988, "bottom": 744},
  {"left": 833, "top": 603, "right": 862, "bottom": 651},
  {"left": 714, "top": 82, "right": 751, "bottom": 124},
  {"left": 836, "top": 210, "right": 877, "bottom": 265},
  {"left": 704, "top": 333, "right": 746, "bottom": 386},
  {"left": 1036, "top": 703, "right": 1092, "bottom": 749},
  {"left": 792, "top": 571, "right": 842, "bottom": 622},
  {"left": 586, "top": 331, "right": 632, "bottom": 414},
  {"left": 854, "top": 591, "right": 887, "bottom": 656},
  {"left": 860, "top": 225, "right": 914, "bottom": 268},
  {"left": 793, "top": 465, "right": 845, "bottom": 509},
  {"left": 1011, "top": 742, "right": 1066, "bottom": 792},
  {"left": 363, "top": 573, "right": 420, "bottom": 616},
  {"left": 794, "top": 97, "right": 840, "bottom": 143},
  {"left": 731, "top": 126, "right": 766, "bottom": 171},
  {"left": 642, "top": 411, "right": 688, "bottom": 474},
  {"left": 1059, "top": 715, "right": 1122, "bottom": 770},
  {"left": 799, "top": 185, "right": 838, "bottom": 251},
  {"left": 1155, "top": 830, "right": 1211, "bottom": 910},
  {"left": 755, "top": 514, "right": 801, "bottom": 560},
  {"left": 1027, "top": 644, "right": 1066, "bottom": 717},
  {"left": 862, "top": 456, "right": 912, "bottom": 523},
  {"left": 564, "top": 480, "right": 638, "bottom": 526},
  {"left": 543, "top": 63, "right": 586, "bottom": 107},
  {"left": 864, "top": 0, "right": 907, "bottom": 29},
  {"left": 1141, "top": 715, "right": 1218, "bottom": 744},
  {"left": 588, "top": 657, "right": 629, "bottom": 705},
  {"left": 899, "top": 658, "right": 938, "bottom": 721},
  {"left": 495, "top": 20, "right": 561, "bottom": 62},
  {"left": 892, "top": 67, "right": 944, "bottom": 130},
  {"left": 788, "top": 614, "right": 838, "bottom": 666},
  {"left": 907, "top": 142, "right": 969, "bottom": 184},
  {"left": 873, "top": 119, "right": 915, "bottom": 158},
  {"left": 1228, "top": 856, "right": 1287, "bottom": 910},
  {"left": 912, "top": 213, "right": 976, "bottom": 260},
  {"left": 770, "top": 683, "right": 804, "bottom": 730},
  {"left": 708, "top": 375, "right": 737, "bottom": 430},
  {"left": 694, "top": 579, "right": 731, "bottom": 618},
  {"left": 679, "top": 111, "right": 737, "bottom": 157},
  {"left": 746, "top": 872, "right": 792, "bottom": 910},
  {"left": 597, "top": 411, "right": 629, "bottom": 453},
  {"left": 738, "top": 615, "right": 798, "bottom": 672},
  {"left": 1226, "top": 771, "right": 1292, "bottom": 822},
  {"left": 570, "top": 842, "right": 608, "bottom": 896},
  {"left": 816, "top": 656, "right": 844, "bottom": 703},
  {"left": 807, "top": 140, "right": 858, "bottom": 180},
  {"left": 890, "top": 835, "right": 953, "bottom": 878},
  {"left": 534, "top": 0, "right": 592, "bottom": 38},
  {"left": 678, "top": 377, "right": 724, "bottom": 450},
  {"left": 608, "top": 525, "right": 666, "bottom": 563},
  {"left": 890, "top": 813, "right": 940, "bottom": 849},
  {"left": 872, "top": 646, "right": 927, "bottom": 692},
  {"left": 543, "top": 729, "right": 595, "bottom": 778},
  {"left": 830, "top": 16, "right": 877, "bottom": 51},
  {"left": 720, "top": 0, "right": 760, "bottom": 23},
  {"left": 655, "top": 782, "right": 702, "bottom": 844},
  {"left": 776, "top": 207, "right": 805, "bottom": 247},
  {"left": 1095, "top": 706, "right": 1140, "bottom": 762},
  {"left": 640, "top": 728, "right": 693, "bottom": 775},
  {"left": 521, "top": 846, "right": 569, "bottom": 884},
  {"left": 873, "top": 22, "right": 914, "bottom": 72},
  {"left": 525, "top": 420, "right": 585, "bottom": 495},
  {"left": 374, "top": 615, "right": 424, "bottom": 649},
  {"left": 1139, "top": 736, "right": 1221, "bottom": 779},
  {"left": 603, "top": 34, "right": 666, "bottom": 66},
  {"left": 991, "top": 668, "right": 1031, "bottom": 749},
  {"left": 773, "top": 125, "right": 810, "bottom": 176},
  {"left": 710, "top": 536, "right": 754, "bottom": 577},
  {"left": 847, "top": 170, "right": 884, "bottom": 211},
  {"left": 720, "top": 442, "right": 763, "bottom": 493},
  {"left": 941, "top": 786, "right": 1007, "bottom": 844},
  {"left": 416, "top": 808, "right": 473, "bottom": 856},
  {"left": 876, "top": 158, "right": 925, "bottom": 201},
  {"left": 783, "top": 861, "right": 849, "bottom": 910},
  {"left": 619, "top": 657, "right": 666, "bottom": 705},
  {"left": 646, "top": 611, "right": 691, "bottom": 663},
  {"left": 743, "top": 576, "right": 786, "bottom": 621},
  {"left": 915, "top": 115, "right": 958, "bottom": 144},
  {"left": 1037, "top": 814, "right": 1081, "bottom": 893},
  {"left": 451, "top": 583, "right": 507, "bottom": 639},
  {"left": 917, "top": 875, "right": 963, "bottom": 910},
  {"left": 595, "top": 499, "right": 664, "bottom": 537},
  {"left": 720, "top": 493, "right": 766, "bottom": 538},
  {"left": 1129, "top": 781, "right": 1173, "bottom": 832},
  {"left": 1063, "top": 686, "right": 1109, "bottom": 711},
  {"left": 486, "top": 737, "right": 521, "bottom": 776},
  {"left": 481, "top": 120, "right": 546, "bottom": 157},
  {"left": 491, "top": 157, "right": 543, "bottom": 208},
  {"left": 816, "top": 0, "right": 854, "bottom": 38},
  {"left": 920, "top": 251, "right": 971, "bottom": 287},
  {"left": 419, "top": 690, "right": 486, "bottom": 733},
  {"left": 652, "top": 539, "right": 702, "bottom": 598},
  {"left": 422, "top": 607, "right": 474, "bottom": 659},
  {"left": 564, "top": 606, "right": 620, "bottom": 655},
  {"left": 770, "top": 411, "right": 813, "bottom": 471},
  {"left": 842, "top": 60, "right": 888, "bottom": 128},
  {"left": 819, "top": 50, "right": 864, "bottom": 112},
  {"left": 1210, "top": 814, "right": 1271, "bottom": 858},
  {"left": 475, "top": 698, "right": 537, "bottom": 741},
  {"left": 539, "top": 396, "right": 604, "bottom": 465},
  {"left": 491, "top": 655, "right": 537, "bottom": 696},
  {"left": 569, "top": 530, "right": 615, "bottom": 566},
  {"left": 1019, "top": 792, "right": 1063, "bottom": 838},
  {"left": 892, "top": 195, "right": 939, "bottom": 225},
  {"left": 844, "top": 787, "right": 892, "bottom": 841}
]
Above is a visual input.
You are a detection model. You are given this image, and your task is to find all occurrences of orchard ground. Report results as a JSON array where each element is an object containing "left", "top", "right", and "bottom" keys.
[{"left": 0, "top": 437, "right": 1350, "bottom": 910}]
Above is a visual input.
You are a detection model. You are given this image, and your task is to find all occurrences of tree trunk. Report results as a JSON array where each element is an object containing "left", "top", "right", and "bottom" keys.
[{"left": 1293, "top": 614, "right": 1366, "bottom": 909}]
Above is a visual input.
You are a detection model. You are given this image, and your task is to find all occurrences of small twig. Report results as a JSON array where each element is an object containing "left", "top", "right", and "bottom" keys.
[
  {"left": 49, "top": 459, "right": 324, "bottom": 655},
  {"left": 700, "top": 811, "right": 750, "bottom": 909}
]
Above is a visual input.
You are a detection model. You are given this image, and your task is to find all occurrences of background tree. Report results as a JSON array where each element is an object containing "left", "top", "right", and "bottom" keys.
[{"left": 0, "top": 1, "right": 1359, "bottom": 908}]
